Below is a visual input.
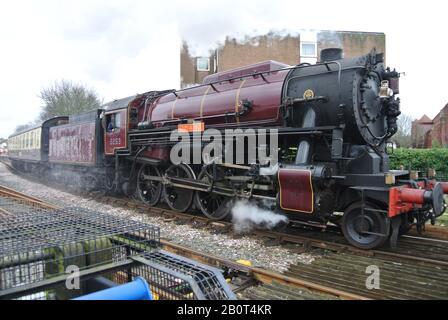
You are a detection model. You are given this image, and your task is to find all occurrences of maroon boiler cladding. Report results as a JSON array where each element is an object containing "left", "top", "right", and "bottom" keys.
[{"left": 145, "top": 61, "right": 290, "bottom": 128}]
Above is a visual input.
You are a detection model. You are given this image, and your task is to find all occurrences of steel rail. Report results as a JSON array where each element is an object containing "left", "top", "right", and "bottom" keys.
[
  {"left": 111, "top": 197, "right": 448, "bottom": 267},
  {"left": 0, "top": 184, "right": 59, "bottom": 210},
  {"left": 159, "top": 239, "right": 369, "bottom": 300}
]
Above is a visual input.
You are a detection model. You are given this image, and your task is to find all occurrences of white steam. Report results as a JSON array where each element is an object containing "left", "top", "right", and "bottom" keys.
[
  {"left": 259, "top": 163, "right": 279, "bottom": 176},
  {"left": 231, "top": 200, "right": 288, "bottom": 233}
]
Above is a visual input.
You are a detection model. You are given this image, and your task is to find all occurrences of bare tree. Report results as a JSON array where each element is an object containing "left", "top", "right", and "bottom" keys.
[
  {"left": 392, "top": 113, "right": 413, "bottom": 148},
  {"left": 13, "top": 121, "right": 38, "bottom": 134},
  {"left": 398, "top": 114, "right": 413, "bottom": 136},
  {"left": 39, "top": 80, "right": 102, "bottom": 121}
]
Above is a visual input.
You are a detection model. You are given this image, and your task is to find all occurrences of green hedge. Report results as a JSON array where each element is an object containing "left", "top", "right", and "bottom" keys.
[{"left": 389, "top": 148, "right": 448, "bottom": 172}]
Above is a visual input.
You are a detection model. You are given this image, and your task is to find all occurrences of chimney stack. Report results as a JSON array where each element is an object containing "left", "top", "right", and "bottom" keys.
[{"left": 320, "top": 48, "right": 343, "bottom": 62}]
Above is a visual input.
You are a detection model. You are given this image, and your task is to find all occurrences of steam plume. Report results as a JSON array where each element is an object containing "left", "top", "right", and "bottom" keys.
[{"left": 231, "top": 200, "right": 288, "bottom": 233}]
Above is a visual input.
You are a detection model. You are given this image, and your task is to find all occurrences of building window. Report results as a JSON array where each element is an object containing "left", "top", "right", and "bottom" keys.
[
  {"left": 197, "top": 57, "right": 210, "bottom": 71},
  {"left": 301, "top": 42, "right": 317, "bottom": 57}
]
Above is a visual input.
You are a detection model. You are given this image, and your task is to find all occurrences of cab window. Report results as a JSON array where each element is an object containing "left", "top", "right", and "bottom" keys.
[{"left": 106, "top": 113, "right": 121, "bottom": 133}]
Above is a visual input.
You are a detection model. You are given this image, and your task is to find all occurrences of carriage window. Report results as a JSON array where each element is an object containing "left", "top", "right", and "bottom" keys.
[
  {"left": 37, "top": 129, "right": 41, "bottom": 148},
  {"left": 33, "top": 130, "right": 37, "bottom": 149}
]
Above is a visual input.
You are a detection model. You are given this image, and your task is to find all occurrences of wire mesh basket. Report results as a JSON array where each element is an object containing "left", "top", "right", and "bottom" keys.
[
  {"left": 143, "top": 251, "right": 236, "bottom": 300},
  {"left": 0, "top": 205, "right": 235, "bottom": 300},
  {"left": 0, "top": 207, "right": 160, "bottom": 295}
]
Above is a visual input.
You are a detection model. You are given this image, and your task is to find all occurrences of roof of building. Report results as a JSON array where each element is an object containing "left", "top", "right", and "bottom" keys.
[
  {"left": 437, "top": 103, "right": 448, "bottom": 114},
  {"left": 432, "top": 103, "right": 448, "bottom": 121},
  {"left": 415, "top": 114, "right": 433, "bottom": 123}
]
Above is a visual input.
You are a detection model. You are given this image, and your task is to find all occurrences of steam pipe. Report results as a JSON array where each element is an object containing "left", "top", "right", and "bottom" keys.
[{"left": 295, "top": 108, "right": 316, "bottom": 165}]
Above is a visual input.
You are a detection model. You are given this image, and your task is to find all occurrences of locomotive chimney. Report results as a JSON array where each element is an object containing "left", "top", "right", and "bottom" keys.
[{"left": 320, "top": 48, "right": 343, "bottom": 62}]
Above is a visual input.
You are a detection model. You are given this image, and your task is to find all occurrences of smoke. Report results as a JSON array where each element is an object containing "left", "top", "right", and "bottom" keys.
[
  {"left": 183, "top": 29, "right": 307, "bottom": 58},
  {"left": 317, "top": 30, "right": 342, "bottom": 48},
  {"left": 182, "top": 28, "right": 345, "bottom": 64},
  {"left": 231, "top": 200, "right": 288, "bottom": 233}
]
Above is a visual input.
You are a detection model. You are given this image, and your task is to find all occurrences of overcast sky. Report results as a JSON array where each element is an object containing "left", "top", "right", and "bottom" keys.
[{"left": 0, "top": 0, "right": 446, "bottom": 138}]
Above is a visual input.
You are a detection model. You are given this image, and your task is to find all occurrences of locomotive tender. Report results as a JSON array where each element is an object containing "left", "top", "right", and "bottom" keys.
[{"left": 8, "top": 48, "right": 448, "bottom": 249}]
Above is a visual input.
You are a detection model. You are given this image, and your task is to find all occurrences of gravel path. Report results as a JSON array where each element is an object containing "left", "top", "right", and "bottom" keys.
[{"left": 0, "top": 163, "right": 316, "bottom": 271}]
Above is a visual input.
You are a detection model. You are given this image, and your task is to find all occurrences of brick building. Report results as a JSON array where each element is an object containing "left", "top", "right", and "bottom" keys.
[
  {"left": 412, "top": 104, "right": 448, "bottom": 148},
  {"left": 180, "top": 30, "right": 386, "bottom": 88}
]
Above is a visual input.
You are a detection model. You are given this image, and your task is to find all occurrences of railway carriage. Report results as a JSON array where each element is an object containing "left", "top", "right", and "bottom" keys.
[
  {"left": 47, "top": 110, "right": 105, "bottom": 189},
  {"left": 8, "top": 117, "right": 68, "bottom": 172}
]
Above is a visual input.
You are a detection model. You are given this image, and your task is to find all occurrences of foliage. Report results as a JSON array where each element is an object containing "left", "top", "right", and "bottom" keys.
[
  {"left": 38, "top": 80, "right": 102, "bottom": 121},
  {"left": 431, "top": 140, "right": 443, "bottom": 148},
  {"left": 390, "top": 148, "right": 448, "bottom": 173},
  {"left": 10, "top": 80, "right": 102, "bottom": 137}
]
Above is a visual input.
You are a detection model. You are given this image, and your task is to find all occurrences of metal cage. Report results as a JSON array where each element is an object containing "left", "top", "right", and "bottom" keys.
[{"left": 0, "top": 204, "right": 235, "bottom": 300}]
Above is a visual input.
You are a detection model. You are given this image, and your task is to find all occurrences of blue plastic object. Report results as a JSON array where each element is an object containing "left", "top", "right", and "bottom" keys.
[{"left": 73, "top": 277, "right": 152, "bottom": 300}]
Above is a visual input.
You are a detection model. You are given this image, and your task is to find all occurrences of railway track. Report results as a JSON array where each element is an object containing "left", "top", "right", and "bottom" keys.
[
  {"left": 0, "top": 184, "right": 59, "bottom": 216},
  {"left": 0, "top": 182, "right": 363, "bottom": 300},
  {"left": 96, "top": 194, "right": 448, "bottom": 268},
  {"left": 2, "top": 161, "right": 448, "bottom": 299}
]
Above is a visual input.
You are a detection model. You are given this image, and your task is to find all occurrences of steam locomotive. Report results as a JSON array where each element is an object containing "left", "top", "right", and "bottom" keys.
[{"left": 8, "top": 48, "right": 447, "bottom": 249}]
